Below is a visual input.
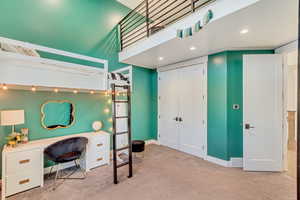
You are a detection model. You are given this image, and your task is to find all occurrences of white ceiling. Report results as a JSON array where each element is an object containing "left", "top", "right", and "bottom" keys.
[
  {"left": 120, "top": 0, "right": 298, "bottom": 68},
  {"left": 117, "top": 0, "right": 143, "bottom": 10}
]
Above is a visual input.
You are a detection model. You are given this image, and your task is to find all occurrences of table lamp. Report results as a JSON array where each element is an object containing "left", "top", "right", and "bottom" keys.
[{"left": 0, "top": 110, "right": 25, "bottom": 134}]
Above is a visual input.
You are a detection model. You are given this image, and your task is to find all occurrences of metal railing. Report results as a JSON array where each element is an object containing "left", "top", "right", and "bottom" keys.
[{"left": 119, "top": 0, "right": 216, "bottom": 50}]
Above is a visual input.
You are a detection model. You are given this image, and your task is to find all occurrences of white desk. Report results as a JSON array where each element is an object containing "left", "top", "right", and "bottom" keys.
[{"left": 2, "top": 131, "right": 110, "bottom": 199}]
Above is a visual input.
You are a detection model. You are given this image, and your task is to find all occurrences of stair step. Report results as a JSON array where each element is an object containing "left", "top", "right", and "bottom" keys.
[
  {"left": 116, "top": 116, "right": 128, "bottom": 119},
  {"left": 114, "top": 100, "right": 128, "bottom": 103},
  {"left": 114, "top": 85, "right": 128, "bottom": 89},
  {"left": 115, "top": 131, "right": 128, "bottom": 135},
  {"left": 117, "top": 146, "right": 129, "bottom": 151},
  {"left": 117, "top": 161, "right": 129, "bottom": 168}
]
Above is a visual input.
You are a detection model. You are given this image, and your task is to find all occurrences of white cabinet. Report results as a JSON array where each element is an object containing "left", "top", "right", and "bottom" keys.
[
  {"left": 158, "top": 64, "right": 207, "bottom": 158},
  {"left": 4, "top": 148, "right": 43, "bottom": 197},
  {"left": 2, "top": 131, "right": 110, "bottom": 199}
]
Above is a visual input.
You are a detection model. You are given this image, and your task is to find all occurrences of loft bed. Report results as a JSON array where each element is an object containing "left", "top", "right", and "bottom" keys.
[{"left": 0, "top": 37, "right": 108, "bottom": 92}]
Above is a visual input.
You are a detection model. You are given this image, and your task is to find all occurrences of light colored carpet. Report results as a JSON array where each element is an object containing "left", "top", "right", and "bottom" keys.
[{"left": 9, "top": 145, "right": 296, "bottom": 200}]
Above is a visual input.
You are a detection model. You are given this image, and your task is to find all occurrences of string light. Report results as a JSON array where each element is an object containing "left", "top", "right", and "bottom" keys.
[
  {"left": 54, "top": 88, "right": 59, "bottom": 93},
  {"left": 109, "top": 127, "right": 113, "bottom": 132},
  {"left": 73, "top": 90, "right": 78, "bottom": 94},
  {"left": 2, "top": 84, "right": 8, "bottom": 90},
  {"left": 108, "top": 118, "right": 113, "bottom": 123},
  {"left": 104, "top": 108, "right": 110, "bottom": 113},
  {"left": 107, "top": 99, "right": 112, "bottom": 104},
  {"left": 31, "top": 86, "right": 36, "bottom": 92}
]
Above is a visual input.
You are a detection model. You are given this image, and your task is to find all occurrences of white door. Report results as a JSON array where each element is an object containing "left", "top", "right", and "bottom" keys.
[
  {"left": 178, "top": 65, "right": 206, "bottom": 157},
  {"left": 243, "top": 54, "right": 283, "bottom": 171},
  {"left": 159, "top": 64, "right": 206, "bottom": 158},
  {"left": 159, "top": 69, "right": 180, "bottom": 150}
]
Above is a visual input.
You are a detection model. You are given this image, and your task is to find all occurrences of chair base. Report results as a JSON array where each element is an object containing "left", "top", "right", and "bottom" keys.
[{"left": 49, "top": 159, "right": 86, "bottom": 190}]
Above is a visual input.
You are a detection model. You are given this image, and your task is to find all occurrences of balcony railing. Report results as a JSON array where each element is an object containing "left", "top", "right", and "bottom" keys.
[{"left": 119, "top": 0, "right": 216, "bottom": 50}]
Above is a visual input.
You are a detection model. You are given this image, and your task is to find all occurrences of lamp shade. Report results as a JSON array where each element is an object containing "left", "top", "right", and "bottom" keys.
[{"left": 0, "top": 110, "right": 25, "bottom": 126}]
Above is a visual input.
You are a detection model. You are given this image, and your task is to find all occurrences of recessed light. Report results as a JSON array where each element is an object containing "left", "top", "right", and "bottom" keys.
[
  {"left": 240, "top": 29, "right": 249, "bottom": 34},
  {"left": 73, "top": 90, "right": 78, "bottom": 94},
  {"left": 31, "top": 86, "right": 36, "bottom": 92},
  {"left": 190, "top": 46, "right": 196, "bottom": 51},
  {"left": 54, "top": 88, "right": 59, "bottom": 93},
  {"left": 158, "top": 57, "right": 164, "bottom": 61}
]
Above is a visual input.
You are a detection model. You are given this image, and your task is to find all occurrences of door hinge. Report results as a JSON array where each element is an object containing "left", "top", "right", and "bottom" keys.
[
  {"left": 202, "top": 145, "right": 205, "bottom": 150},
  {"left": 159, "top": 96, "right": 161, "bottom": 100},
  {"left": 202, "top": 120, "right": 205, "bottom": 124},
  {"left": 203, "top": 69, "right": 205, "bottom": 75},
  {"left": 158, "top": 115, "right": 161, "bottom": 119},
  {"left": 158, "top": 77, "right": 161, "bottom": 80}
]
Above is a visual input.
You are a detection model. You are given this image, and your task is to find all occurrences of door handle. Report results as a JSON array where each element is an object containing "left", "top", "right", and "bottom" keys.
[
  {"left": 245, "top": 123, "right": 255, "bottom": 130},
  {"left": 173, "top": 117, "right": 179, "bottom": 121},
  {"left": 178, "top": 117, "right": 183, "bottom": 122}
]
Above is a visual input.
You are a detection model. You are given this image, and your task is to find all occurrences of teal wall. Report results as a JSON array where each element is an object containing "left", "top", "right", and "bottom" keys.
[
  {"left": 0, "top": 0, "right": 157, "bottom": 159},
  {"left": 207, "top": 52, "right": 229, "bottom": 160},
  {"left": 208, "top": 50, "right": 274, "bottom": 161},
  {"left": 132, "top": 67, "right": 158, "bottom": 140}
]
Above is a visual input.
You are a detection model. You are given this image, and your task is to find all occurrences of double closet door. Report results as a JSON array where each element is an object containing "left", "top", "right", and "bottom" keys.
[{"left": 159, "top": 64, "right": 206, "bottom": 158}]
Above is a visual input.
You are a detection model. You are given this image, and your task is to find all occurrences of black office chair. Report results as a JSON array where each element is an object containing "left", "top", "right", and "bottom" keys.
[{"left": 44, "top": 137, "right": 88, "bottom": 189}]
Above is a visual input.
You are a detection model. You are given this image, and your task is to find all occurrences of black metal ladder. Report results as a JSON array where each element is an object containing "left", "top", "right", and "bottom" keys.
[{"left": 111, "top": 83, "right": 133, "bottom": 184}]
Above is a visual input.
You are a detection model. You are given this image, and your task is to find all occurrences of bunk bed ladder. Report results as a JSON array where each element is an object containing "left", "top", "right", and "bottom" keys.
[{"left": 111, "top": 83, "right": 133, "bottom": 184}]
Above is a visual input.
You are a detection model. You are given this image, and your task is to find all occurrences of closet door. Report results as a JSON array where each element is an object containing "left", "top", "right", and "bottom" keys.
[
  {"left": 159, "top": 69, "right": 180, "bottom": 150},
  {"left": 178, "top": 64, "right": 205, "bottom": 158}
]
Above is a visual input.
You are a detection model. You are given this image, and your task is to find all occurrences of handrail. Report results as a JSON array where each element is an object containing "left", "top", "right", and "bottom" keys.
[{"left": 118, "top": 0, "right": 216, "bottom": 50}]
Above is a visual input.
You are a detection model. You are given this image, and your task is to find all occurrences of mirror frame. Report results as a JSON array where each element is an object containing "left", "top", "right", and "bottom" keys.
[{"left": 41, "top": 100, "right": 75, "bottom": 130}]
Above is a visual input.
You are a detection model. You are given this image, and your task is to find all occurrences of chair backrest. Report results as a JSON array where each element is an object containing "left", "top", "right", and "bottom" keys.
[{"left": 44, "top": 137, "right": 88, "bottom": 162}]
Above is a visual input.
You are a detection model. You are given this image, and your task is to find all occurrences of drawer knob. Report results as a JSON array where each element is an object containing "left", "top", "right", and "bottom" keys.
[
  {"left": 19, "top": 179, "right": 30, "bottom": 185},
  {"left": 97, "top": 157, "right": 103, "bottom": 161},
  {"left": 19, "top": 159, "right": 30, "bottom": 164},
  {"left": 97, "top": 143, "right": 103, "bottom": 147}
]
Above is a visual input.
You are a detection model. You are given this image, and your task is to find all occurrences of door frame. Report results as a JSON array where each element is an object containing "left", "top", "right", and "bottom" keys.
[
  {"left": 157, "top": 56, "right": 208, "bottom": 159},
  {"left": 275, "top": 41, "right": 298, "bottom": 171}
]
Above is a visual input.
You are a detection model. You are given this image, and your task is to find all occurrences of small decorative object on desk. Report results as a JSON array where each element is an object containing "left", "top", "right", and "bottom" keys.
[
  {"left": 21, "top": 128, "right": 29, "bottom": 143},
  {"left": 6, "top": 132, "right": 22, "bottom": 147},
  {"left": 92, "top": 121, "right": 103, "bottom": 132}
]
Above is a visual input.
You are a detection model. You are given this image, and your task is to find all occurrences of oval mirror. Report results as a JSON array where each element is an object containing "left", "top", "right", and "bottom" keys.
[{"left": 41, "top": 100, "right": 75, "bottom": 130}]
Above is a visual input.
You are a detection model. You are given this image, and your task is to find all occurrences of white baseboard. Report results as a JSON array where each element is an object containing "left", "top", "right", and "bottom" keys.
[
  {"left": 206, "top": 155, "right": 230, "bottom": 167},
  {"left": 206, "top": 156, "right": 243, "bottom": 168},
  {"left": 44, "top": 162, "right": 76, "bottom": 175},
  {"left": 145, "top": 139, "right": 159, "bottom": 145},
  {"left": 229, "top": 157, "right": 243, "bottom": 168}
]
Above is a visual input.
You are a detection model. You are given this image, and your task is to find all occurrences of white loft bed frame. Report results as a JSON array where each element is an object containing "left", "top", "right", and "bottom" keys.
[{"left": 0, "top": 37, "right": 108, "bottom": 92}]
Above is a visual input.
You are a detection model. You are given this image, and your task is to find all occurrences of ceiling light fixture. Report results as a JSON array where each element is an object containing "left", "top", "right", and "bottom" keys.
[
  {"left": 190, "top": 46, "right": 196, "bottom": 51},
  {"left": 54, "top": 88, "right": 59, "bottom": 93},
  {"left": 240, "top": 29, "right": 249, "bottom": 34},
  {"left": 90, "top": 91, "right": 95, "bottom": 94},
  {"left": 73, "top": 90, "right": 78, "bottom": 94},
  {"left": 158, "top": 57, "right": 164, "bottom": 61}
]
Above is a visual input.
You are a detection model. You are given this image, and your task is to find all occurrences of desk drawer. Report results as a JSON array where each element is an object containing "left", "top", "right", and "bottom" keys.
[
  {"left": 6, "top": 170, "right": 41, "bottom": 197},
  {"left": 6, "top": 149, "right": 41, "bottom": 175},
  {"left": 90, "top": 151, "right": 109, "bottom": 169},
  {"left": 90, "top": 136, "right": 109, "bottom": 151}
]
